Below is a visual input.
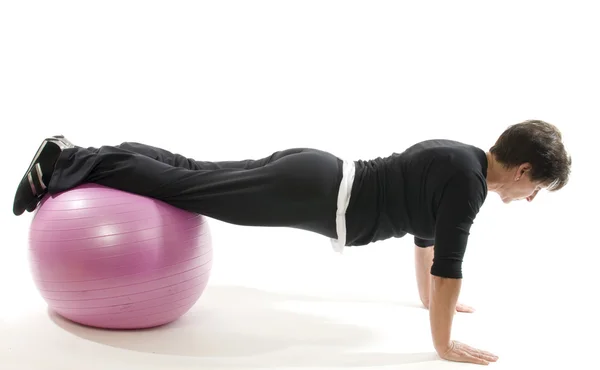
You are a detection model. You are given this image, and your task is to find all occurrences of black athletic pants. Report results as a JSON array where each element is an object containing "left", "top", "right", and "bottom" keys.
[{"left": 47, "top": 142, "right": 343, "bottom": 239}]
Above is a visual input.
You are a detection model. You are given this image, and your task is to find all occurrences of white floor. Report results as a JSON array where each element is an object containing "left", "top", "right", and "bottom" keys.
[{"left": 2, "top": 216, "right": 595, "bottom": 370}]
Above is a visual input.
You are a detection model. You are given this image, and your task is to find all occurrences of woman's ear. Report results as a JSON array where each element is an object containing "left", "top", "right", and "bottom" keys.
[{"left": 515, "top": 163, "right": 532, "bottom": 181}]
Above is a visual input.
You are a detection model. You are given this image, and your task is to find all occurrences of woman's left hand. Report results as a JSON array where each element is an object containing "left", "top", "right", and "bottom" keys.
[{"left": 456, "top": 302, "right": 475, "bottom": 313}]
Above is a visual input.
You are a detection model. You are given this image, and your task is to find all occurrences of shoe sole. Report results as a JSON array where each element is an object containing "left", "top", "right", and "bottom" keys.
[
  {"left": 21, "top": 135, "right": 70, "bottom": 179},
  {"left": 16, "top": 135, "right": 73, "bottom": 209}
]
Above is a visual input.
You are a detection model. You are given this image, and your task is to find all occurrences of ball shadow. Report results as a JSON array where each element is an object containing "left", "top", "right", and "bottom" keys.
[{"left": 48, "top": 284, "right": 437, "bottom": 368}]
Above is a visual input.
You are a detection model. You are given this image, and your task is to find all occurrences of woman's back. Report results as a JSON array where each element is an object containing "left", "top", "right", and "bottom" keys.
[{"left": 344, "top": 139, "right": 489, "bottom": 247}]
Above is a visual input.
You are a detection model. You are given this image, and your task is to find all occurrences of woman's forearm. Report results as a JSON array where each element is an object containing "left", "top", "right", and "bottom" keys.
[
  {"left": 429, "top": 276, "right": 461, "bottom": 353},
  {"left": 415, "top": 244, "right": 434, "bottom": 307}
]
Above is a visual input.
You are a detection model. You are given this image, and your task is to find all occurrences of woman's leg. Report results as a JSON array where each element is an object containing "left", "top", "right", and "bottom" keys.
[
  {"left": 115, "top": 141, "right": 286, "bottom": 171},
  {"left": 47, "top": 142, "right": 343, "bottom": 238}
]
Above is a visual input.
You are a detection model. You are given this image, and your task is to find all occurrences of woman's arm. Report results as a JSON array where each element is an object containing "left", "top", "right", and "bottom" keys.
[
  {"left": 415, "top": 244, "right": 434, "bottom": 308},
  {"left": 425, "top": 172, "right": 494, "bottom": 364},
  {"left": 415, "top": 244, "right": 475, "bottom": 312},
  {"left": 430, "top": 276, "right": 497, "bottom": 365}
]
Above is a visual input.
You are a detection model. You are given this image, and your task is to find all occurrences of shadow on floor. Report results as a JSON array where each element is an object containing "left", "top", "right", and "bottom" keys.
[{"left": 48, "top": 284, "right": 437, "bottom": 368}]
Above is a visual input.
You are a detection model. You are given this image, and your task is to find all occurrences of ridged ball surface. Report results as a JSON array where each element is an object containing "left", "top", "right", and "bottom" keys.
[{"left": 28, "top": 184, "right": 213, "bottom": 329}]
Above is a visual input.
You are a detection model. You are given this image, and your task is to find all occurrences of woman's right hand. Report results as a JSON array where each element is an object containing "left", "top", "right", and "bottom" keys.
[{"left": 438, "top": 340, "right": 499, "bottom": 365}]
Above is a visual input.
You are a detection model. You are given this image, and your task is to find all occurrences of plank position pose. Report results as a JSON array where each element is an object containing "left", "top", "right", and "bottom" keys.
[{"left": 13, "top": 119, "right": 571, "bottom": 365}]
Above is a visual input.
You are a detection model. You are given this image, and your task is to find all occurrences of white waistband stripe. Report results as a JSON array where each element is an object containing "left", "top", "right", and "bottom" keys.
[{"left": 330, "top": 159, "right": 356, "bottom": 253}]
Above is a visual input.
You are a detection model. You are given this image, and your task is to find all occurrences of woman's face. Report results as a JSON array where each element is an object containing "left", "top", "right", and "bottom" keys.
[{"left": 496, "top": 166, "right": 545, "bottom": 203}]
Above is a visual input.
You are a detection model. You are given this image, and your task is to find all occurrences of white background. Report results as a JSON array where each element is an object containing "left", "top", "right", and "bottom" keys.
[{"left": 1, "top": 1, "right": 598, "bottom": 369}]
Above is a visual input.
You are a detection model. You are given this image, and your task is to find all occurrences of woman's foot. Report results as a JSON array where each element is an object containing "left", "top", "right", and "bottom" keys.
[{"left": 13, "top": 135, "right": 74, "bottom": 216}]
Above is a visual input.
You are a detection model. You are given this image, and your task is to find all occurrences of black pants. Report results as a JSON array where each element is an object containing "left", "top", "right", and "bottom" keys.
[{"left": 47, "top": 142, "right": 343, "bottom": 239}]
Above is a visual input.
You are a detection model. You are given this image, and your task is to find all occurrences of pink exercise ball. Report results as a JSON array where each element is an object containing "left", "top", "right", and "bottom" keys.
[{"left": 28, "top": 184, "right": 213, "bottom": 329}]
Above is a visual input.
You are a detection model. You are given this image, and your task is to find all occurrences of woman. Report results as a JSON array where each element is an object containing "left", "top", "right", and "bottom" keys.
[{"left": 12, "top": 119, "right": 571, "bottom": 365}]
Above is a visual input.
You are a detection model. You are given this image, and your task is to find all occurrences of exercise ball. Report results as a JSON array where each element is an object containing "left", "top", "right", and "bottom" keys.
[{"left": 28, "top": 183, "right": 213, "bottom": 329}]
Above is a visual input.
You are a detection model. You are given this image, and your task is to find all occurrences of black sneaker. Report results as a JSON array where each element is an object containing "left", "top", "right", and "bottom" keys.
[{"left": 13, "top": 135, "right": 74, "bottom": 216}]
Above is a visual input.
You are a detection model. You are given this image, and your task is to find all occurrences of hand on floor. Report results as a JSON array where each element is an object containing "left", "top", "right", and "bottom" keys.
[
  {"left": 456, "top": 302, "right": 475, "bottom": 313},
  {"left": 439, "top": 340, "right": 499, "bottom": 365}
]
